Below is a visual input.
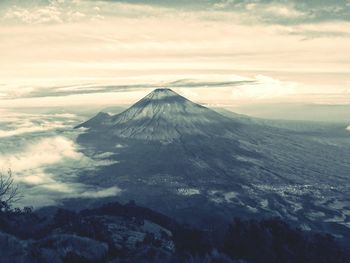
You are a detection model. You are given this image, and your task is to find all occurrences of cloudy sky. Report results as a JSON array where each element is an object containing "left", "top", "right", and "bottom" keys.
[{"left": 0, "top": 0, "right": 349, "bottom": 107}]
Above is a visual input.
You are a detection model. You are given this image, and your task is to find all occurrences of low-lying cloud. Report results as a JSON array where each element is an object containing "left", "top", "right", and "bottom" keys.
[
  {"left": 79, "top": 186, "right": 122, "bottom": 198},
  {"left": 0, "top": 136, "right": 81, "bottom": 172},
  {"left": 0, "top": 110, "right": 122, "bottom": 207},
  {"left": 0, "top": 134, "right": 115, "bottom": 177},
  {"left": 0, "top": 135, "right": 121, "bottom": 207},
  {"left": 0, "top": 121, "right": 65, "bottom": 138},
  {"left": 0, "top": 109, "right": 79, "bottom": 137}
]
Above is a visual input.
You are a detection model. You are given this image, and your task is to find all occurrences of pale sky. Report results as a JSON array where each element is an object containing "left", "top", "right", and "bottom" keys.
[{"left": 0, "top": 0, "right": 349, "bottom": 107}]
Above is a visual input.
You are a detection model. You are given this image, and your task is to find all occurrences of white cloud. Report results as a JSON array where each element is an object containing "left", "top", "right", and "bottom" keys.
[
  {"left": 79, "top": 186, "right": 122, "bottom": 198},
  {"left": 0, "top": 133, "right": 121, "bottom": 208},
  {"left": 2, "top": 1, "right": 164, "bottom": 25},
  {"left": 4, "top": 6, "right": 63, "bottom": 24},
  {"left": 213, "top": 1, "right": 306, "bottom": 19},
  {"left": 213, "top": 0, "right": 235, "bottom": 9},
  {"left": 0, "top": 122, "right": 65, "bottom": 138},
  {"left": 231, "top": 75, "right": 298, "bottom": 101},
  {"left": 0, "top": 109, "right": 79, "bottom": 138},
  {"left": 0, "top": 136, "right": 80, "bottom": 172},
  {"left": 177, "top": 188, "right": 200, "bottom": 196},
  {"left": 346, "top": 125, "right": 350, "bottom": 131},
  {"left": 0, "top": 135, "right": 117, "bottom": 190},
  {"left": 0, "top": 109, "right": 121, "bottom": 207},
  {"left": 94, "top": 152, "right": 115, "bottom": 159},
  {"left": 264, "top": 4, "right": 305, "bottom": 18}
]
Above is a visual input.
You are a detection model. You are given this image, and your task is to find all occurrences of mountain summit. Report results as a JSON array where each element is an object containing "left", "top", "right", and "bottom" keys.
[{"left": 77, "top": 88, "right": 232, "bottom": 141}]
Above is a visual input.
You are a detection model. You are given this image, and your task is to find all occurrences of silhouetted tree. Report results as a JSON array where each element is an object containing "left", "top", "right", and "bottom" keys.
[{"left": 0, "top": 169, "right": 19, "bottom": 212}]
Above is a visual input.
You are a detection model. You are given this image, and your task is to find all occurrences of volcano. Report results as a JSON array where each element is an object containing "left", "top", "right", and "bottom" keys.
[
  {"left": 75, "top": 88, "right": 350, "bottom": 241},
  {"left": 77, "top": 88, "right": 235, "bottom": 141}
]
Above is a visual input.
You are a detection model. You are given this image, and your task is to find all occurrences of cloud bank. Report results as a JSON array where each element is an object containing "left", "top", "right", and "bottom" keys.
[{"left": 0, "top": 109, "right": 122, "bottom": 207}]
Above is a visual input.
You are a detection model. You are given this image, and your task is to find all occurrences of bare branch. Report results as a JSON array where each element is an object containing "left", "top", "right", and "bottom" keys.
[{"left": 0, "top": 169, "right": 20, "bottom": 211}]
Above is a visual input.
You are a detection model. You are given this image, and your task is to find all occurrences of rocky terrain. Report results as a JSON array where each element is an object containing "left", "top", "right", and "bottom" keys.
[{"left": 0, "top": 201, "right": 348, "bottom": 263}]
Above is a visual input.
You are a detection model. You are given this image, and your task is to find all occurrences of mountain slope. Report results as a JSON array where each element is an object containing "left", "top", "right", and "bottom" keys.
[
  {"left": 75, "top": 88, "right": 350, "bottom": 242},
  {"left": 77, "top": 88, "right": 236, "bottom": 141}
]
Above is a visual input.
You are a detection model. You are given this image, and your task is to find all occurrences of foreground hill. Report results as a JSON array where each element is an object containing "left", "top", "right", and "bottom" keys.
[{"left": 0, "top": 202, "right": 347, "bottom": 263}]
